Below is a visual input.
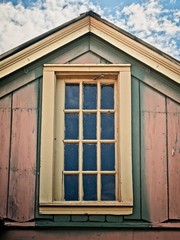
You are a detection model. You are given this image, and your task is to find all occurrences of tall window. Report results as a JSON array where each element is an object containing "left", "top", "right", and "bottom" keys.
[
  {"left": 40, "top": 65, "right": 133, "bottom": 215},
  {"left": 63, "top": 79, "right": 116, "bottom": 202}
]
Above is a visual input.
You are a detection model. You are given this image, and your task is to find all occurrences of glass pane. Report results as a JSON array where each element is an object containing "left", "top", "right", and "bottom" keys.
[
  {"left": 83, "top": 144, "right": 97, "bottom": 171},
  {"left": 101, "top": 144, "right": 115, "bottom": 171},
  {"left": 83, "top": 84, "right": 97, "bottom": 109},
  {"left": 83, "top": 113, "right": 96, "bottom": 139},
  {"left": 65, "top": 113, "right": 79, "bottom": 139},
  {"left": 65, "top": 84, "right": 79, "bottom": 109},
  {"left": 101, "top": 175, "right": 115, "bottom": 200},
  {"left": 101, "top": 84, "right": 114, "bottom": 109},
  {"left": 64, "top": 175, "right": 78, "bottom": 200},
  {"left": 64, "top": 144, "right": 78, "bottom": 171},
  {"left": 83, "top": 175, "right": 97, "bottom": 200},
  {"left": 101, "top": 113, "right": 114, "bottom": 139}
]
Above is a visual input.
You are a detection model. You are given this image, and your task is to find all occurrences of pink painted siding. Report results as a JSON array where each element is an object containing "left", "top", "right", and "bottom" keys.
[
  {"left": 0, "top": 96, "right": 11, "bottom": 218},
  {"left": 167, "top": 99, "right": 180, "bottom": 219},
  {"left": 7, "top": 82, "right": 38, "bottom": 222},
  {"left": 141, "top": 84, "right": 168, "bottom": 223},
  {"left": 1, "top": 229, "right": 180, "bottom": 240},
  {"left": 0, "top": 50, "right": 179, "bottom": 231}
]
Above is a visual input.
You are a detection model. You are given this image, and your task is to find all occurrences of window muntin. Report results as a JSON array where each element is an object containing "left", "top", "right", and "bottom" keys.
[
  {"left": 40, "top": 65, "right": 133, "bottom": 215},
  {"left": 63, "top": 80, "right": 116, "bottom": 202}
]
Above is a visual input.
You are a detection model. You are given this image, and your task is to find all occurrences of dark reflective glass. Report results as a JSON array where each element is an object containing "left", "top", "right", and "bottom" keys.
[
  {"left": 101, "top": 113, "right": 114, "bottom": 139},
  {"left": 65, "top": 113, "right": 79, "bottom": 139},
  {"left": 101, "top": 144, "right": 115, "bottom": 171},
  {"left": 83, "top": 175, "right": 97, "bottom": 200},
  {"left": 64, "top": 175, "right": 78, "bottom": 200},
  {"left": 83, "top": 84, "right": 97, "bottom": 109},
  {"left": 101, "top": 175, "right": 115, "bottom": 200},
  {"left": 83, "top": 144, "right": 97, "bottom": 171},
  {"left": 65, "top": 84, "right": 79, "bottom": 109},
  {"left": 83, "top": 113, "right": 96, "bottom": 139},
  {"left": 64, "top": 144, "right": 78, "bottom": 171},
  {"left": 101, "top": 84, "right": 114, "bottom": 109}
]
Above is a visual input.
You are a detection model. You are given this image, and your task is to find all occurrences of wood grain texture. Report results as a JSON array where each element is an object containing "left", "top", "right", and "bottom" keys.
[
  {"left": 0, "top": 96, "right": 11, "bottom": 218},
  {"left": 7, "top": 81, "right": 38, "bottom": 222},
  {"left": 1, "top": 229, "right": 180, "bottom": 240},
  {"left": 167, "top": 98, "right": 180, "bottom": 219},
  {"left": 141, "top": 83, "right": 168, "bottom": 223}
]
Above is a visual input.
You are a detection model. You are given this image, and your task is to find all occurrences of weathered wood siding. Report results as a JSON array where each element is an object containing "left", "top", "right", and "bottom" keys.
[
  {"left": 0, "top": 96, "right": 11, "bottom": 218},
  {"left": 141, "top": 84, "right": 168, "bottom": 223},
  {"left": 0, "top": 81, "right": 38, "bottom": 222},
  {"left": 167, "top": 99, "right": 180, "bottom": 219},
  {"left": 1, "top": 229, "right": 180, "bottom": 240},
  {"left": 0, "top": 34, "right": 179, "bottom": 234}
]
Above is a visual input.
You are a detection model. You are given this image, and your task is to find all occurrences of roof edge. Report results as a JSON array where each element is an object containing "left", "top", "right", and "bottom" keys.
[
  {"left": 0, "top": 11, "right": 179, "bottom": 83},
  {"left": 1, "top": 10, "right": 179, "bottom": 65},
  {"left": 0, "top": 11, "right": 99, "bottom": 61}
]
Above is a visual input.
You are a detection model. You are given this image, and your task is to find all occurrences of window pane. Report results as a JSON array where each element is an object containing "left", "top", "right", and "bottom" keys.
[
  {"left": 83, "top": 113, "right": 96, "bottom": 139},
  {"left": 101, "top": 144, "right": 115, "bottom": 171},
  {"left": 83, "top": 175, "right": 97, "bottom": 200},
  {"left": 101, "top": 84, "right": 114, "bottom": 109},
  {"left": 64, "top": 175, "right": 78, "bottom": 201},
  {"left": 101, "top": 113, "right": 114, "bottom": 139},
  {"left": 101, "top": 175, "right": 115, "bottom": 200},
  {"left": 83, "top": 84, "right": 97, "bottom": 109},
  {"left": 64, "top": 144, "right": 78, "bottom": 171},
  {"left": 65, "top": 84, "right": 79, "bottom": 109},
  {"left": 65, "top": 113, "right": 79, "bottom": 139},
  {"left": 83, "top": 144, "right": 97, "bottom": 171}
]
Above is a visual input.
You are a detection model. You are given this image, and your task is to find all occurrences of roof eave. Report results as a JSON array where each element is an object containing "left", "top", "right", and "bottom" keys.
[{"left": 0, "top": 11, "right": 179, "bottom": 84}]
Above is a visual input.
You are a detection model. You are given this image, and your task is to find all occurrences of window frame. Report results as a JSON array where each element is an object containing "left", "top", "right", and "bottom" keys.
[{"left": 39, "top": 64, "right": 133, "bottom": 215}]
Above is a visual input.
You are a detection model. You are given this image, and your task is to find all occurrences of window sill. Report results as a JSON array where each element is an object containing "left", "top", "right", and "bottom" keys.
[{"left": 39, "top": 202, "right": 133, "bottom": 215}]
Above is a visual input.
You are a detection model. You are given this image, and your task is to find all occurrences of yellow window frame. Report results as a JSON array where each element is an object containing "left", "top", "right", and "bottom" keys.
[{"left": 39, "top": 64, "right": 133, "bottom": 215}]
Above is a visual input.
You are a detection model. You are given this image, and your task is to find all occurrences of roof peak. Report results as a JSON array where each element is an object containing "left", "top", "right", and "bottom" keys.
[{"left": 80, "top": 10, "right": 101, "bottom": 19}]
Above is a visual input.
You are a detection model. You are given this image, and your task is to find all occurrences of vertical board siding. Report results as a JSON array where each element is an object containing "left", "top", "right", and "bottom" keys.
[
  {"left": 167, "top": 98, "right": 180, "bottom": 219},
  {"left": 0, "top": 96, "right": 11, "bottom": 218},
  {"left": 141, "top": 84, "right": 168, "bottom": 223},
  {"left": 7, "top": 81, "right": 38, "bottom": 222}
]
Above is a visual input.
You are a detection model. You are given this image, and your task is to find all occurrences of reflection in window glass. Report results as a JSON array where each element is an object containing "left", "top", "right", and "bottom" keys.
[
  {"left": 64, "top": 144, "right": 78, "bottom": 171},
  {"left": 64, "top": 175, "right": 78, "bottom": 200},
  {"left": 83, "top": 113, "right": 96, "bottom": 139},
  {"left": 65, "top": 84, "right": 79, "bottom": 109},
  {"left": 65, "top": 113, "right": 79, "bottom": 139},
  {"left": 83, "top": 175, "right": 97, "bottom": 200},
  {"left": 101, "top": 113, "right": 114, "bottom": 139},
  {"left": 83, "top": 144, "right": 97, "bottom": 171},
  {"left": 83, "top": 84, "right": 97, "bottom": 109},
  {"left": 101, "top": 175, "right": 115, "bottom": 200},
  {"left": 101, "top": 84, "right": 114, "bottom": 109},
  {"left": 101, "top": 144, "right": 115, "bottom": 171}
]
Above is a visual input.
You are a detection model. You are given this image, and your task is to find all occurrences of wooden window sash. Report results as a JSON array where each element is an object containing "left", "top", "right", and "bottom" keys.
[{"left": 40, "top": 64, "right": 132, "bottom": 215}]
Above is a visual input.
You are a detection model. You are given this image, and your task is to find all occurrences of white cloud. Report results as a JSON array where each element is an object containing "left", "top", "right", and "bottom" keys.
[
  {"left": 0, "top": 0, "right": 179, "bottom": 60},
  {"left": 108, "top": 0, "right": 180, "bottom": 59},
  {"left": 0, "top": 0, "right": 104, "bottom": 54}
]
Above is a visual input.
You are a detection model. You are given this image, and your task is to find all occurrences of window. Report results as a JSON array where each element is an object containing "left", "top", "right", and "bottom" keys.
[{"left": 39, "top": 65, "right": 133, "bottom": 215}]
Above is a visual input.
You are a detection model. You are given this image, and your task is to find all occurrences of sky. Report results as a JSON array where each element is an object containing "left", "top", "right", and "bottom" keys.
[{"left": 0, "top": 0, "right": 179, "bottom": 60}]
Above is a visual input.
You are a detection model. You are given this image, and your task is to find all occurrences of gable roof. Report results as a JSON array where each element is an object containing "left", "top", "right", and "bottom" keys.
[{"left": 0, "top": 11, "right": 179, "bottom": 83}]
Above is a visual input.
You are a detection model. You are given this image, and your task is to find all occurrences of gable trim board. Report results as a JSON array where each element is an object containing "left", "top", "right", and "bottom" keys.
[{"left": 0, "top": 11, "right": 179, "bottom": 84}]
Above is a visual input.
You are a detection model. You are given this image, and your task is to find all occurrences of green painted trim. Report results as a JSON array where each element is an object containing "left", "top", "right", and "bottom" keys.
[
  {"left": 36, "top": 221, "right": 151, "bottom": 228},
  {"left": 125, "top": 77, "right": 141, "bottom": 220}
]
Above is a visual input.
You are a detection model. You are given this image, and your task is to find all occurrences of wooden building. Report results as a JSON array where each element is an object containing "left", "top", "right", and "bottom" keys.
[{"left": 0, "top": 11, "right": 180, "bottom": 240}]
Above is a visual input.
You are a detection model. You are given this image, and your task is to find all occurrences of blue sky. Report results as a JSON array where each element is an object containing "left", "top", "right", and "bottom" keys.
[{"left": 0, "top": 0, "right": 180, "bottom": 60}]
